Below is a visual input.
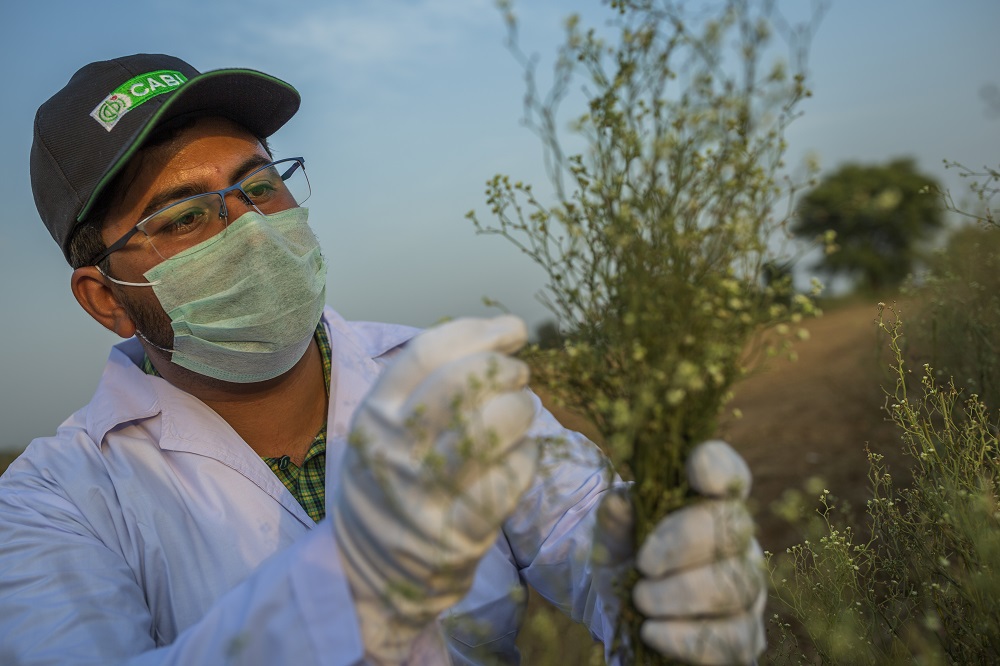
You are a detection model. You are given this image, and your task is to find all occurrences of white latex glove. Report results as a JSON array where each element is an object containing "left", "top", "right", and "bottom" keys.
[
  {"left": 331, "top": 315, "right": 540, "bottom": 664},
  {"left": 596, "top": 440, "right": 766, "bottom": 666}
]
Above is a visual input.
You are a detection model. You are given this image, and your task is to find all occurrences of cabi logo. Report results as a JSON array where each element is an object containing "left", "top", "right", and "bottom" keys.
[
  {"left": 96, "top": 94, "right": 133, "bottom": 126},
  {"left": 90, "top": 70, "right": 188, "bottom": 132}
]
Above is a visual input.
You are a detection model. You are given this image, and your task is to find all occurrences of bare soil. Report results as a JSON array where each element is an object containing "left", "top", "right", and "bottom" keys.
[{"left": 716, "top": 298, "right": 906, "bottom": 552}]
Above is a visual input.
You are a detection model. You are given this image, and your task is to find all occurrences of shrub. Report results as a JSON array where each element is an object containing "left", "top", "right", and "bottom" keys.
[
  {"left": 909, "top": 225, "right": 1000, "bottom": 412},
  {"left": 768, "top": 304, "right": 1000, "bottom": 664}
]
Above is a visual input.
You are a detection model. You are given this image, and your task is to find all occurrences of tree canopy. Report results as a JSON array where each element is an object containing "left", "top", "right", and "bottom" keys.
[{"left": 794, "top": 158, "right": 944, "bottom": 291}]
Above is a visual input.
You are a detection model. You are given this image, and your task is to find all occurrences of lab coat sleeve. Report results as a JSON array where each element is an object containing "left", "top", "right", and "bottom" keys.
[
  {"left": 501, "top": 393, "right": 624, "bottom": 646},
  {"left": 0, "top": 454, "right": 365, "bottom": 666}
]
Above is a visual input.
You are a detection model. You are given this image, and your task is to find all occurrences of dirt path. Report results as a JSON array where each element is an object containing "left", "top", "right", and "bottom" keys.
[{"left": 716, "top": 299, "right": 905, "bottom": 551}]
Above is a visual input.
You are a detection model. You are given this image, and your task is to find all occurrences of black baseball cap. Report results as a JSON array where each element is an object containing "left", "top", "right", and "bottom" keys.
[{"left": 30, "top": 53, "right": 301, "bottom": 264}]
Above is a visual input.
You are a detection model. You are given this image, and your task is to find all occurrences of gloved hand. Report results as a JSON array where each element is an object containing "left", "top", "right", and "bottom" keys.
[
  {"left": 331, "top": 315, "right": 540, "bottom": 664},
  {"left": 596, "top": 440, "right": 766, "bottom": 666}
]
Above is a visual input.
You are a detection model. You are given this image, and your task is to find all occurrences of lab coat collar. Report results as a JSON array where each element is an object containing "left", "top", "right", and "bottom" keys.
[
  {"left": 85, "top": 337, "right": 162, "bottom": 446},
  {"left": 84, "top": 306, "right": 419, "bottom": 471},
  {"left": 315, "top": 307, "right": 420, "bottom": 482},
  {"left": 82, "top": 307, "right": 419, "bottom": 529}
]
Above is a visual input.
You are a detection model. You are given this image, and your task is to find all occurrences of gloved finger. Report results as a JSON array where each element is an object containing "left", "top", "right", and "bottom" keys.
[
  {"left": 466, "top": 389, "right": 537, "bottom": 459},
  {"left": 400, "top": 351, "right": 530, "bottom": 432},
  {"left": 368, "top": 316, "right": 528, "bottom": 413},
  {"left": 405, "top": 432, "right": 541, "bottom": 553},
  {"left": 345, "top": 387, "right": 533, "bottom": 503},
  {"left": 687, "top": 440, "right": 752, "bottom": 500},
  {"left": 637, "top": 499, "right": 753, "bottom": 577},
  {"left": 640, "top": 590, "right": 767, "bottom": 666},
  {"left": 431, "top": 390, "right": 537, "bottom": 482},
  {"left": 634, "top": 540, "right": 765, "bottom": 618},
  {"left": 448, "top": 434, "right": 541, "bottom": 542},
  {"left": 591, "top": 487, "right": 634, "bottom": 566}
]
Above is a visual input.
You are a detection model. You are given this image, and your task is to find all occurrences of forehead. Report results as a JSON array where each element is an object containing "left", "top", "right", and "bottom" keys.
[
  {"left": 109, "top": 116, "right": 267, "bottom": 211},
  {"left": 129, "top": 116, "right": 266, "bottom": 184},
  {"left": 96, "top": 116, "right": 269, "bottom": 244}
]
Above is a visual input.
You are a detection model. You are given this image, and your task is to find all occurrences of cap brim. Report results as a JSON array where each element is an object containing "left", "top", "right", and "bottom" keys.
[{"left": 78, "top": 68, "right": 300, "bottom": 223}]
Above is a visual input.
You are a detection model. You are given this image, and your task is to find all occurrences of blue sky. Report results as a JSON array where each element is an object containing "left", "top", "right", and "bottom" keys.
[{"left": 2, "top": 0, "right": 998, "bottom": 451}]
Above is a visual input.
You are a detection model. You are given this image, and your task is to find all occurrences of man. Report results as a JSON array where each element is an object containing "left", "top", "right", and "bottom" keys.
[{"left": 0, "top": 54, "right": 765, "bottom": 664}]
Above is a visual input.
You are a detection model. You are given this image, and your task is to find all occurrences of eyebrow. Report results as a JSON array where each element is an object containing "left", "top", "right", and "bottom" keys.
[{"left": 137, "top": 154, "right": 274, "bottom": 221}]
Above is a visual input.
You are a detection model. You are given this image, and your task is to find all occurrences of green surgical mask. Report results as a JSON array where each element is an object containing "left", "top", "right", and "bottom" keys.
[{"left": 137, "top": 207, "right": 327, "bottom": 383}]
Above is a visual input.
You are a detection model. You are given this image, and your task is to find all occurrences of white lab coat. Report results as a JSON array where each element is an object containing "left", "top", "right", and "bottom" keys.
[{"left": 0, "top": 306, "right": 617, "bottom": 665}]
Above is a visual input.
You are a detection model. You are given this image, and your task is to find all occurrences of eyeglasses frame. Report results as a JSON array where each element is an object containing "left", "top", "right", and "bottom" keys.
[{"left": 88, "top": 156, "right": 307, "bottom": 267}]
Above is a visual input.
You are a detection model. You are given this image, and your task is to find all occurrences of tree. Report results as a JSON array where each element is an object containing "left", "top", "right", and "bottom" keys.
[
  {"left": 533, "top": 319, "right": 565, "bottom": 350},
  {"left": 794, "top": 158, "right": 944, "bottom": 292}
]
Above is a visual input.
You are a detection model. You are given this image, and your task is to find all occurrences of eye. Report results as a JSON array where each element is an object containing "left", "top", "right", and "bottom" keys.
[
  {"left": 243, "top": 180, "right": 278, "bottom": 201},
  {"left": 242, "top": 169, "right": 283, "bottom": 203},
  {"left": 149, "top": 203, "right": 212, "bottom": 236}
]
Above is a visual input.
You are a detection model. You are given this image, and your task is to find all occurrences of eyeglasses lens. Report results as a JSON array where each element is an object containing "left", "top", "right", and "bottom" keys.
[{"left": 142, "top": 159, "right": 310, "bottom": 260}]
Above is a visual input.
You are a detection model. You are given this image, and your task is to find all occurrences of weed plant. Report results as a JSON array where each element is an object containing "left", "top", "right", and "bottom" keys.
[
  {"left": 768, "top": 304, "right": 1000, "bottom": 664},
  {"left": 470, "top": 0, "right": 823, "bottom": 661},
  {"left": 940, "top": 161, "right": 998, "bottom": 229}
]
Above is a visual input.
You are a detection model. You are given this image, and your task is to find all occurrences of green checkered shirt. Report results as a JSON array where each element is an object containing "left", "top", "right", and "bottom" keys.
[{"left": 141, "top": 324, "right": 331, "bottom": 523}]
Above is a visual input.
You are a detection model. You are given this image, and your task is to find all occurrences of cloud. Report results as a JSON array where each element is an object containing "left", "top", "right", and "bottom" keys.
[{"left": 237, "top": 0, "right": 495, "bottom": 69}]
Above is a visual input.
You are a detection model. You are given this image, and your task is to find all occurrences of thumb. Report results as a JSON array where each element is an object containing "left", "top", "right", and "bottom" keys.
[
  {"left": 687, "top": 440, "right": 751, "bottom": 500},
  {"left": 592, "top": 486, "right": 634, "bottom": 566}
]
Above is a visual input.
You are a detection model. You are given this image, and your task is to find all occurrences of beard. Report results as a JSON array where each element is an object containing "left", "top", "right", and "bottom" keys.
[{"left": 111, "top": 282, "right": 175, "bottom": 351}]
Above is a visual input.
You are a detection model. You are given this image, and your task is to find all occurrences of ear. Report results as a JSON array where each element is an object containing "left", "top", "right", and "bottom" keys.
[{"left": 71, "top": 267, "right": 137, "bottom": 339}]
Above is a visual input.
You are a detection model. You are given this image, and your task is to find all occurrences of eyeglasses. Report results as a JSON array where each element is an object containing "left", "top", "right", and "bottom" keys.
[{"left": 90, "top": 157, "right": 310, "bottom": 266}]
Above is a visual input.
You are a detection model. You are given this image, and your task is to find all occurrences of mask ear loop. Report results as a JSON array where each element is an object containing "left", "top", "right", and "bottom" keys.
[
  {"left": 96, "top": 267, "right": 174, "bottom": 353},
  {"left": 134, "top": 329, "right": 176, "bottom": 356}
]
